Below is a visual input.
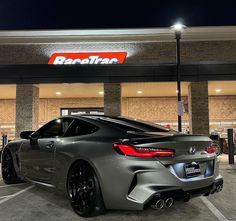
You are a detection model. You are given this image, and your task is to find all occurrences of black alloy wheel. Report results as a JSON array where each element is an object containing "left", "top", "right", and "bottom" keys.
[
  {"left": 1, "top": 150, "right": 18, "bottom": 184},
  {"left": 67, "top": 161, "right": 105, "bottom": 217}
]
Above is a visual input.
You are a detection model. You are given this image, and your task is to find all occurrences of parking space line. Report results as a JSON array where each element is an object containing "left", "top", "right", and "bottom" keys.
[
  {"left": 0, "top": 185, "right": 34, "bottom": 205},
  {"left": 0, "top": 183, "right": 26, "bottom": 188},
  {"left": 0, "top": 195, "right": 13, "bottom": 199},
  {"left": 200, "top": 196, "right": 229, "bottom": 221}
]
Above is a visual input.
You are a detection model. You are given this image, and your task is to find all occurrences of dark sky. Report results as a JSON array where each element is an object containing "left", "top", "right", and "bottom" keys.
[{"left": 0, "top": 0, "right": 236, "bottom": 29}]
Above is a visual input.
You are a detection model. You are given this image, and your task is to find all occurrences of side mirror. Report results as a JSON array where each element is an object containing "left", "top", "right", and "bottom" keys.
[{"left": 20, "top": 131, "right": 35, "bottom": 140}]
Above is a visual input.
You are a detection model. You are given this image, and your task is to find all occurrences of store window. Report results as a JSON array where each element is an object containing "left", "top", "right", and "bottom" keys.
[{"left": 61, "top": 108, "right": 104, "bottom": 116}]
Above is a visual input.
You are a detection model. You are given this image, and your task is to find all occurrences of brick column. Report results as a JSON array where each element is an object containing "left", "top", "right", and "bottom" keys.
[
  {"left": 188, "top": 81, "right": 209, "bottom": 135},
  {"left": 15, "top": 84, "right": 39, "bottom": 138},
  {"left": 104, "top": 83, "right": 121, "bottom": 116}
]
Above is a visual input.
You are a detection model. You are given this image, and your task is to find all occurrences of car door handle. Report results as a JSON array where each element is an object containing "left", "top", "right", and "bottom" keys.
[{"left": 46, "top": 141, "right": 55, "bottom": 149}]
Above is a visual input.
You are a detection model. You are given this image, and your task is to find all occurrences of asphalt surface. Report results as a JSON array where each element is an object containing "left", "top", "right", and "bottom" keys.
[{"left": 0, "top": 155, "right": 235, "bottom": 221}]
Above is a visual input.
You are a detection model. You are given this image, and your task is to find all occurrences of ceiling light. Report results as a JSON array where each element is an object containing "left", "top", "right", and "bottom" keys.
[
  {"left": 56, "top": 91, "right": 62, "bottom": 95},
  {"left": 215, "top": 89, "right": 221, "bottom": 93},
  {"left": 137, "top": 90, "right": 143, "bottom": 94},
  {"left": 98, "top": 91, "right": 104, "bottom": 95}
]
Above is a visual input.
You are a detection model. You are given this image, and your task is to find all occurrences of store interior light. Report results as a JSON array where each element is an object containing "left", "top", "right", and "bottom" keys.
[
  {"left": 98, "top": 91, "right": 104, "bottom": 95},
  {"left": 215, "top": 89, "right": 222, "bottom": 93},
  {"left": 56, "top": 91, "right": 62, "bottom": 95},
  {"left": 137, "top": 90, "right": 143, "bottom": 94}
]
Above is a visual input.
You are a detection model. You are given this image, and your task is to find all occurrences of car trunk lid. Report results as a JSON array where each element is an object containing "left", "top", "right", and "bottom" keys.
[{"left": 120, "top": 133, "right": 213, "bottom": 161}]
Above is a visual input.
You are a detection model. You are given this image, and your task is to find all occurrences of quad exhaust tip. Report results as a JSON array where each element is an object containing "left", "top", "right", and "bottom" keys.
[
  {"left": 216, "top": 184, "right": 223, "bottom": 193},
  {"left": 211, "top": 184, "right": 223, "bottom": 194},
  {"left": 165, "top": 197, "right": 174, "bottom": 208},
  {"left": 151, "top": 197, "right": 174, "bottom": 210},
  {"left": 151, "top": 199, "right": 165, "bottom": 210}
]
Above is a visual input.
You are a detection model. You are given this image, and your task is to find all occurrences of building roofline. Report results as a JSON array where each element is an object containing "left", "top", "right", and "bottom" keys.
[{"left": 0, "top": 26, "right": 235, "bottom": 41}]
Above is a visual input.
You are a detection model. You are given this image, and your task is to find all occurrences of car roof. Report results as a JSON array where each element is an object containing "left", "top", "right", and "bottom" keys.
[
  {"left": 61, "top": 114, "right": 121, "bottom": 120},
  {"left": 59, "top": 114, "right": 118, "bottom": 125},
  {"left": 61, "top": 114, "right": 172, "bottom": 133}
]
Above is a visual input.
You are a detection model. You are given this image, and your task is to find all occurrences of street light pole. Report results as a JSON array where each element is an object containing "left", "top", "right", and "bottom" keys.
[
  {"left": 175, "top": 31, "right": 182, "bottom": 132},
  {"left": 171, "top": 23, "right": 186, "bottom": 133}
]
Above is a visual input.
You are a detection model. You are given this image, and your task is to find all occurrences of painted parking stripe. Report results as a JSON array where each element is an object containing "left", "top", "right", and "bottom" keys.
[
  {"left": 0, "top": 195, "right": 13, "bottom": 199},
  {"left": 0, "top": 185, "right": 34, "bottom": 205},
  {"left": 200, "top": 196, "right": 229, "bottom": 221},
  {"left": 0, "top": 183, "right": 26, "bottom": 188}
]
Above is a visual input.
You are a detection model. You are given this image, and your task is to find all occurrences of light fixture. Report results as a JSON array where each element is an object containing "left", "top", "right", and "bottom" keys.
[
  {"left": 215, "top": 89, "right": 222, "bottom": 93},
  {"left": 137, "top": 90, "right": 143, "bottom": 94},
  {"left": 176, "top": 90, "right": 179, "bottom": 93},
  {"left": 98, "top": 91, "right": 104, "bottom": 95},
  {"left": 171, "top": 23, "right": 187, "bottom": 32},
  {"left": 56, "top": 91, "right": 62, "bottom": 96}
]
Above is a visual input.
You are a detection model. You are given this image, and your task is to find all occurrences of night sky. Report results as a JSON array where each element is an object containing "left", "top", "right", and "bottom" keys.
[{"left": 0, "top": 0, "right": 235, "bottom": 29}]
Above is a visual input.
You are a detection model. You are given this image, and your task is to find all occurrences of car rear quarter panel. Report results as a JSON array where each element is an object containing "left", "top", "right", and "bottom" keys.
[{"left": 53, "top": 134, "right": 164, "bottom": 210}]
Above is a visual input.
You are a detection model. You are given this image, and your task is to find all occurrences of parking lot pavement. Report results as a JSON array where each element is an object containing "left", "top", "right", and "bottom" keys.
[
  {"left": 206, "top": 155, "right": 236, "bottom": 221},
  {"left": 0, "top": 188, "right": 222, "bottom": 221},
  {"left": 0, "top": 156, "right": 235, "bottom": 221}
]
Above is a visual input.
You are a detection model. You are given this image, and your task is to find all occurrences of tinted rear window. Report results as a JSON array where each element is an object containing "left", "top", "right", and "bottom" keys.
[
  {"left": 64, "top": 119, "right": 98, "bottom": 137},
  {"left": 98, "top": 117, "right": 171, "bottom": 132}
]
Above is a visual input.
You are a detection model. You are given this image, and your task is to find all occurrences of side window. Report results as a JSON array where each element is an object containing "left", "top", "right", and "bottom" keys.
[
  {"left": 37, "top": 118, "right": 73, "bottom": 138},
  {"left": 64, "top": 119, "right": 98, "bottom": 137}
]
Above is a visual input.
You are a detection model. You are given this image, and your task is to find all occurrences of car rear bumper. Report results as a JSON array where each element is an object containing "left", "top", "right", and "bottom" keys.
[
  {"left": 100, "top": 155, "right": 222, "bottom": 210},
  {"left": 125, "top": 173, "right": 223, "bottom": 210},
  {"left": 144, "top": 177, "right": 223, "bottom": 208}
]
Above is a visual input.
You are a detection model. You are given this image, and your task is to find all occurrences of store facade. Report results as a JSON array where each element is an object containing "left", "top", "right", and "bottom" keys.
[{"left": 0, "top": 26, "right": 236, "bottom": 141}]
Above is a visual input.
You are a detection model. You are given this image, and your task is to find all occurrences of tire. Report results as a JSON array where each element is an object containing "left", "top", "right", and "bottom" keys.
[
  {"left": 67, "top": 161, "right": 105, "bottom": 217},
  {"left": 1, "top": 150, "right": 19, "bottom": 184}
]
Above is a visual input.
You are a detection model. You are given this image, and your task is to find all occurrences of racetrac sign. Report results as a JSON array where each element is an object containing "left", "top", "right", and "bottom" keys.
[{"left": 48, "top": 52, "right": 127, "bottom": 65}]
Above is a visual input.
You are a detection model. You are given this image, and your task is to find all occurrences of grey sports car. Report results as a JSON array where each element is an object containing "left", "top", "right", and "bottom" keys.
[{"left": 1, "top": 115, "right": 223, "bottom": 217}]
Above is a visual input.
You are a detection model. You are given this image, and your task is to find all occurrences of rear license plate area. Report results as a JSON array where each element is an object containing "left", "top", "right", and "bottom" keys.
[{"left": 185, "top": 162, "right": 201, "bottom": 178}]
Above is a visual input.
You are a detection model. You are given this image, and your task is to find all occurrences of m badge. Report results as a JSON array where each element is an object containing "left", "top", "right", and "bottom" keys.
[{"left": 189, "top": 146, "right": 196, "bottom": 154}]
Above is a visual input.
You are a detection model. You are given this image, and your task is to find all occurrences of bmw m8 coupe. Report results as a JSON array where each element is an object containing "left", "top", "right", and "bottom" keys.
[{"left": 1, "top": 115, "right": 223, "bottom": 217}]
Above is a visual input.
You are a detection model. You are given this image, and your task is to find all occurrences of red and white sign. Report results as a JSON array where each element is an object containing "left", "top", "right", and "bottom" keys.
[{"left": 48, "top": 52, "right": 127, "bottom": 65}]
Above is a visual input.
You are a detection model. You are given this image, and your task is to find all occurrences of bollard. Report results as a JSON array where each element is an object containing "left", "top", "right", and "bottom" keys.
[
  {"left": 227, "top": 129, "right": 235, "bottom": 165},
  {"left": 0, "top": 135, "right": 8, "bottom": 163},
  {"left": 2, "top": 135, "right": 8, "bottom": 147}
]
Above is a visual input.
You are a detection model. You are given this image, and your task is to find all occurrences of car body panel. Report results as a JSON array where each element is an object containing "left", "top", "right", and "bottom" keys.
[{"left": 19, "top": 138, "right": 56, "bottom": 183}]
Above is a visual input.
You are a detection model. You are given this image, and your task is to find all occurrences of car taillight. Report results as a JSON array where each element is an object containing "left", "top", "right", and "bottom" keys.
[
  {"left": 113, "top": 143, "right": 175, "bottom": 158},
  {"left": 207, "top": 147, "right": 217, "bottom": 153}
]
